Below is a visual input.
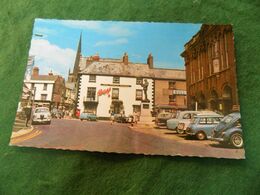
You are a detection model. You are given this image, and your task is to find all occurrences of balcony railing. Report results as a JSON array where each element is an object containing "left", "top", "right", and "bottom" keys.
[{"left": 83, "top": 96, "right": 98, "bottom": 102}]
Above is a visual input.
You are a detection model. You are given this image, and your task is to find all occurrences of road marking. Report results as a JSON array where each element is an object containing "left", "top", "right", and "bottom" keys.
[{"left": 10, "top": 130, "right": 42, "bottom": 145}]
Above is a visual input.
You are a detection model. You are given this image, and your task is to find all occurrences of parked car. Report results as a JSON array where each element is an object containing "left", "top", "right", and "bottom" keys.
[
  {"left": 114, "top": 114, "right": 129, "bottom": 123},
  {"left": 186, "top": 113, "right": 223, "bottom": 140},
  {"left": 175, "top": 111, "right": 221, "bottom": 134},
  {"left": 167, "top": 111, "right": 200, "bottom": 133},
  {"left": 32, "top": 107, "right": 51, "bottom": 125},
  {"left": 155, "top": 112, "right": 176, "bottom": 128},
  {"left": 80, "top": 112, "right": 97, "bottom": 121},
  {"left": 211, "top": 112, "right": 243, "bottom": 148}
]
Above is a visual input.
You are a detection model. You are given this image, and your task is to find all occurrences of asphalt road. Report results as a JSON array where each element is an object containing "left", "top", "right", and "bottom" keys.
[{"left": 12, "top": 119, "right": 245, "bottom": 159}]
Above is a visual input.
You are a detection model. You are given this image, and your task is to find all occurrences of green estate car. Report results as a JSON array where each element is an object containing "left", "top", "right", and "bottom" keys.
[{"left": 80, "top": 112, "right": 97, "bottom": 121}]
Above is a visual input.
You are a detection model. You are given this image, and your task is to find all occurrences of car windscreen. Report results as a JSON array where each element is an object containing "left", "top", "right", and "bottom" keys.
[{"left": 215, "top": 115, "right": 234, "bottom": 131}]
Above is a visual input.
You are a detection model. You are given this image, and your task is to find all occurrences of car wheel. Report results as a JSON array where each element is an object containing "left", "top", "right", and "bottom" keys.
[
  {"left": 177, "top": 128, "right": 185, "bottom": 134},
  {"left": 230, "top": 133, "right": 243, "bottom": 148},
  {"left": 47, "top": 121, "right": 51, "bottom": 125},
  {"left": 196, "top": 132, "right": 206, "bottom": 140}
]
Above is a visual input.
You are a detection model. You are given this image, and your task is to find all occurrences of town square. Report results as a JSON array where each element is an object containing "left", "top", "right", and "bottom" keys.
[{"left": 10, "top": 19, "right": 245, "bottom": 159}]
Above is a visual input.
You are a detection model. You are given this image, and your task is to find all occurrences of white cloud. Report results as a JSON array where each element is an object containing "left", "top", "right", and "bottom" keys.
[
  {"left": 29, "top": 39, "right": 76, "bottom": 77},
  {"left": 58, "top": 20, "right": 134, "bottom": 37},
  {"left": 94, "top": 38, "right": 128, "bottom": 47}
]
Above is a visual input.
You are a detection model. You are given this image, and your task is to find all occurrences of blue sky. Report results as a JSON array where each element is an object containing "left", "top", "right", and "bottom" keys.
[{"left": 29, "top": 19, "right": 201, "bottom": 77}]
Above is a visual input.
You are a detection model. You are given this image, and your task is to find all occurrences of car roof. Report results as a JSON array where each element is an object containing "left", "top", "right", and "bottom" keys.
[{"left": 194, "top": 113, "right": 223, "bottom": 117}]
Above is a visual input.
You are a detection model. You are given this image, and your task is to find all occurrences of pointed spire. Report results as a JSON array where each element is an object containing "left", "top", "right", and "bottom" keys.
[
  {"left": 73, "top": 32, "right": 82, "bottom": 77},
  {"left": 77, "top": 32, "right": 82, "bottom": 54}
]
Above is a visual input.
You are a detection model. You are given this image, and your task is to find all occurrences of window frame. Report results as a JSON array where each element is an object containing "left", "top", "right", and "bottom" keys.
[
  {"left": 43, "top": 83, "right": 47, "bottom": 91},
  {"left": 87, "top": 87, "right": 96, "bottom": 100},
  {"left": 135, "top": 89, "right": 143, "bottom": 100},
  {"left": 41, "top": 94, "right": 47, "bottom": 101},
  {"left": 113, "top": 76, "right": 120, "bottom": 84},
  {"left": 89, "top": 75, "right": 96, "bottom": 83},
  {"left": 136, "top": 78, "right": 143, "bottom": 85},
  {"left": 112, "top": 88, "right": 119, "bottom": 100}
]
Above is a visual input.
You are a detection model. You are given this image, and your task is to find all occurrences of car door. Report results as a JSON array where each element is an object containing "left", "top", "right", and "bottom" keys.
[{"left": 206, "top": 117, "right": 221, "bottom": 137}]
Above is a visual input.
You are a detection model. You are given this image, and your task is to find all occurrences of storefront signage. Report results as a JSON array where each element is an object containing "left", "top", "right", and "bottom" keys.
[
  {"left": 97, "top": 88, "right": 111, "bottom": 97},
  {"left": 173, "top": 90, "right": 187, "bottom": 95}
]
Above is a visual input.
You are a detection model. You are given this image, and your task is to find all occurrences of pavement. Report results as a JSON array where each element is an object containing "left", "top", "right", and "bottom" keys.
[
  {"left": 9, "top": 118, "right": 245, "bottom": 159},
  {"left": 10, "top": 125, "right": 34, "bottom": 139}
]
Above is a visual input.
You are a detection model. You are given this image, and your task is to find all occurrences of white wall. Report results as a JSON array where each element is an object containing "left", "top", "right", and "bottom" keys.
[
  {"left": 77, "top": 75, "right": 153, "bottom": 117},
  {"left": 25, "top": 81, "right": 54, "bottom": 101}
]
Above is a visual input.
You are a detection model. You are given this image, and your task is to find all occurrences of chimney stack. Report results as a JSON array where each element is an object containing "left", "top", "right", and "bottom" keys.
[
  {"left": 147, "top": 53, "right": 153, "bottom": 68},
  {"left": 48, "top": 71, "right": 53, "bottom": 76},
  {"left": 32, "top": 66, "right": 39, "bottom": 76},
  {"left": 123, "top": 52, "right": 128, "bottom": 65}
]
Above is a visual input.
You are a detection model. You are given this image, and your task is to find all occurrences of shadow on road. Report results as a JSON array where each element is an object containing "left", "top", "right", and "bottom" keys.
[
  {"left": 209, "top": 143, "right": 237, "bottom": 149},
  {"left": 164, "top": 132, "right": 176, "bottom": 135}
]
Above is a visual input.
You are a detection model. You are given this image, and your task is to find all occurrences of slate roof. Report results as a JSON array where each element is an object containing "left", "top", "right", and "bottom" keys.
[
  {"left": 31, "top": 75, "right": 58, "bottom": 81},
  {"left": 79, "top": 59, "right": 186, "bottom": 80}
]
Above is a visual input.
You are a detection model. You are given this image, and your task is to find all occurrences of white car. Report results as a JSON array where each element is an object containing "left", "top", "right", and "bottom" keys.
[{"left": 32, "top": 107, "right": 51, "bottom": 125}]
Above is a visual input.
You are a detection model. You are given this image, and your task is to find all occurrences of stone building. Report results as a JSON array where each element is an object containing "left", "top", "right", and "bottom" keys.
[{"left": 181, "top": 24, "right": 239, "bottom": 115}]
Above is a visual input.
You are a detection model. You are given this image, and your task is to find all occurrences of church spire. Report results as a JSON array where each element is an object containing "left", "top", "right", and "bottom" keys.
[{"left": 73, "top": 32, "right": 82, "bottom": 77}]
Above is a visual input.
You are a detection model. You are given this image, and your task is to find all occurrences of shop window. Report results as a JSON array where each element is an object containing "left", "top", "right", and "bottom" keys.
[
  {"left": 89, "top": 75, "right": 96, "bottom": 83},
  {"left": 112, "top": 88, "right": 119, "bottom": 99},
  {"left": 136, "top": 89, "right": 143, "bottom": 100},
  {"left": 113, "top": 76, "right": 120, "bottom": 84},
  {"left": 41, "top": 94, "right": 47, "bottom": 101},
  {"left": 87, "top": 87, "right": 96, "bottom": 100},
  {"left": 136, "top": 78, "right": 143, "bottom": 85}
]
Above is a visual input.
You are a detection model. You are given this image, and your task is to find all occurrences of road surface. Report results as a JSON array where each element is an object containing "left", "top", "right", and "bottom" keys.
[{"left": 11, "top": 119, "right": 245, "bottom": 159}]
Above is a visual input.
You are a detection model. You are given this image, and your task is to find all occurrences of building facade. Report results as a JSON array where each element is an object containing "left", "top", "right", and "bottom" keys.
[
  {"left": 154, "top": 69, "right": 186, "bottom": 113},
  {"left": 75, "top": 52, "right": 186, "bottom": 119},
  {"left": 76, "top": 53, "right": 154, "bottom": 119},
  {"left": 181, "top": 24, "right": 239, "bottom": 115},
  {"left": 24, "top": 67, "right": 65, "bottom": 109}
]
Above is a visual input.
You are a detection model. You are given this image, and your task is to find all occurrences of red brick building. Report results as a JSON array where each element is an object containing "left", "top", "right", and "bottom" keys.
[{"left": 181, "top": 24, "right": 239, "bottom": 115}]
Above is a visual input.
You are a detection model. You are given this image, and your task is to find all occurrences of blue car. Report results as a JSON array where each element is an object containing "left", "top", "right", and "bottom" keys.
[
  {"left": 211, "top": 112, "right": 243, "bottom": 148},
  {"left": 186, "top": 113, "right": 223, "bottom": 140},
  {"left": 80, "top": 112, "right": 97, "bottom": 121}
]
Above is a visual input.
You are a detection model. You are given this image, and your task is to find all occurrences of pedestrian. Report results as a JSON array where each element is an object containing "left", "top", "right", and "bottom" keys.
[
  {"left": 110, "top": 111, "right": 115, "bottom": 125},
  {"left": 24, "top": 106, "right": 32, "bottom": 127}
]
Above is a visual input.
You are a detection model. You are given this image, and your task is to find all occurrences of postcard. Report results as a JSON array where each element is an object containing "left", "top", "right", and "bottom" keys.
[{"left": 9, "top": 19, "right": 245, "bottom": 159}]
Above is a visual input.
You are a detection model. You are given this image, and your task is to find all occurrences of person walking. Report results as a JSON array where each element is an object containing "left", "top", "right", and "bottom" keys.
[
  {"left": 24, "top": 106, "right": 32, "bottom": 127},
  {"left": 110, "top": 111, "right": 115, "bottom": 125}
]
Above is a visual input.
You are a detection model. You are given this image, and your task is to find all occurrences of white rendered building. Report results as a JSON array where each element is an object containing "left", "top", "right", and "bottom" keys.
[{"left": 77, "top": 54, "right": 154, "bottom": 118}]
